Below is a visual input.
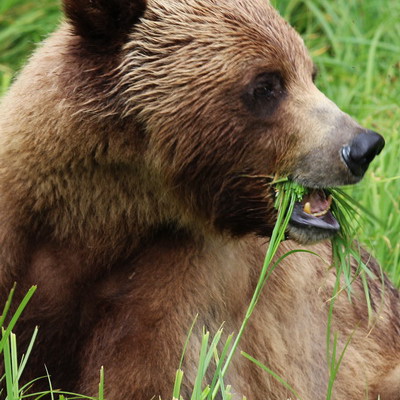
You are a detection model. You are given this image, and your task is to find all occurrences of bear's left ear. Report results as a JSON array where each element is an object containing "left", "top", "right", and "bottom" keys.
[{"left": 63, "top": 0, "right": 147, "bottom": 48}]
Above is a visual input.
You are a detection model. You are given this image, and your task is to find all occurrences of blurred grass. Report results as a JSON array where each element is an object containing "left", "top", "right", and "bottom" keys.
[
  {"left": 0, "top": 0, "right": 399, "bottom": 283},
  {"left": 0, "top": 0, "right": 60, "bottom": 88}
]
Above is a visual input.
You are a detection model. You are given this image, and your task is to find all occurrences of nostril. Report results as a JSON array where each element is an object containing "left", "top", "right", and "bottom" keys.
[{"left": 341, "top": 130, "right": 385, "bottom": 177}]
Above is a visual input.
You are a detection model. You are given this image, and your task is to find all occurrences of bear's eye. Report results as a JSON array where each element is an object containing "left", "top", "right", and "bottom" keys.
[
  {"left": 253, "top": 73, "right": 283, "bottom": 99},
  {"left": 241, "top": 72, "right": 285, "bottom": 118}
]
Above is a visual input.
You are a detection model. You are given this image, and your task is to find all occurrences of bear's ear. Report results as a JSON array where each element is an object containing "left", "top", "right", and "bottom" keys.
[{"left": 63, "top": 0, "right": 147, "bottom": 48}]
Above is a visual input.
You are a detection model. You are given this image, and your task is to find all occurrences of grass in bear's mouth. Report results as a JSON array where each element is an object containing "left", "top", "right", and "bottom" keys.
[
  {"left": 273, "top": 178, "right": 380, "bottom": 314},
  {"left": 271, "top": 177, "right": 373, "bottom": 238}
]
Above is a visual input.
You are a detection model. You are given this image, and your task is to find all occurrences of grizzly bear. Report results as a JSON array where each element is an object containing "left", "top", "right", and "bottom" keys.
[{"left": 0, "top": 0, "right": 399, "bottom": 399}]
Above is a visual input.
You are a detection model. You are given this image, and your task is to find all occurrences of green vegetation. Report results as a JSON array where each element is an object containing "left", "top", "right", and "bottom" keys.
[
  {"left": 0, "top": 0, "right": 60, "bottom": 90},
  {"left": 0, "top": 287, "right": 105, "bottom": 399}
]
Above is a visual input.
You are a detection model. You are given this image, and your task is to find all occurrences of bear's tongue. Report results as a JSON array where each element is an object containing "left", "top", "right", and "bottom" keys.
[
  {"left": 290, "top": 189, "right": 340, "bottom": 233},
  {"left": 302, "top": 189, "right": 332, "bottom": 217}
]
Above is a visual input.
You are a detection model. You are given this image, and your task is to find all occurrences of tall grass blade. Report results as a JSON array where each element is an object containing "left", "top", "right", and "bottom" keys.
[
  {"left": 0, "top": 284, "right": 16, "bottom": 332},
  {"left": 0, "top": 286, "right": 37, "bottom": 354},
  {"left": 172, "top": 369, "right": 184, "bottom": 400},
  {"left": 241, "top": 352, "right": 302, "bottom": 400},
  {"left": 179, "top": 314, "right": 198, "bottom": 370},
  {"left": 17, "top": 326, "right": 39, "bottom": 381},
  {"left": 98, "top": 366, "right": 105, "bottom": 400}
]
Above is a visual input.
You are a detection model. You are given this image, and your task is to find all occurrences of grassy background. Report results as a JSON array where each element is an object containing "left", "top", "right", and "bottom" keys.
[{"left": 1, "top": 0, "right": 399, "bottom": 283}]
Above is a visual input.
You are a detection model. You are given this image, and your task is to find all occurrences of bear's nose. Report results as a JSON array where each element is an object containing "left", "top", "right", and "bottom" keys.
[{"left": 341, "top": 130, "right": 385, "bottom": 177}]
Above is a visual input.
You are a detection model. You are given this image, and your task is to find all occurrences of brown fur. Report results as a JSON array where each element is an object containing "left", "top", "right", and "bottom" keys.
[{"left": 0, "top": 0, "right": 399, "bottom": 399}]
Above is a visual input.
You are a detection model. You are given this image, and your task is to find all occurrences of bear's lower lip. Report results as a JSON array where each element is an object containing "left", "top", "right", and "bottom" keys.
[
  {"left": 290, "top": 202, "right": 340, "bottom": 233},
  {"left": 289, "top": 188, "right": 340, "bottom": 234}
]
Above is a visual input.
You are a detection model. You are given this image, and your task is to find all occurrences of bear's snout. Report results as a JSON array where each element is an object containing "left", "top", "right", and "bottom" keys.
[
  {"left": 284, "top": 83, "right": 384, "bottom": 189},
  {"left": 341, "top": 130, "right": 385, "bottom": 177}
]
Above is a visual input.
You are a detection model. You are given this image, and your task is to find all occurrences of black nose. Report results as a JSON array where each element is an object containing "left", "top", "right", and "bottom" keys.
[{"left": 341, "top": 130, "right": 385, "bottom": 177}]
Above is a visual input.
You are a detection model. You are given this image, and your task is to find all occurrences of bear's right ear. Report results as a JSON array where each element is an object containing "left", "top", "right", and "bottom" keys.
[{"left": 63, "top": 0, "right": 147, "bottom": 48}]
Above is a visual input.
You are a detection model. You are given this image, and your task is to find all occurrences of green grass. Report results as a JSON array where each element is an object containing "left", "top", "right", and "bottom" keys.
[
  {"left": 0, "top": 0, "right": 59, "bottom": 71},
  {"left": 0, "top": 288, "right": 105, "bottom": 400}
]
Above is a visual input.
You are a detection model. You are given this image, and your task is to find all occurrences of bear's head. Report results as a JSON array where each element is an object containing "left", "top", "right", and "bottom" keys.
[{"left": 0, "top": 0, "right": 385, "bottom": 261}]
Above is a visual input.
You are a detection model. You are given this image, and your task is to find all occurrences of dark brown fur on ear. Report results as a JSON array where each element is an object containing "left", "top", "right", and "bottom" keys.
[{"left": 63, "top": 0, "right": 147, "bottom": 47}]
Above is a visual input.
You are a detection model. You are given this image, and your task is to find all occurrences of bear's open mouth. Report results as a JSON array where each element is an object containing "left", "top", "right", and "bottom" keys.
[{"left": 290, "top": 189, "right": 340, "bottom": 233}]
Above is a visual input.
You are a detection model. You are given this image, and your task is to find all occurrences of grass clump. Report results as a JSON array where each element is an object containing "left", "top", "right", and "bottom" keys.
[
  {"left": 0, "top": 0, "right": 60, "bottom": 83},
  {"left": 274, "top": 179, "right": 379, "bottom": 298},
  {"left": 0, "top": 287, "right": 105, "bottom": 400}
]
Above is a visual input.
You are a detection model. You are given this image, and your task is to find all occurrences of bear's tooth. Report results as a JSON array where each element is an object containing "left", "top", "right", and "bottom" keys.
[
  {"left": 304, "top": 202, "right": 312, "bottom": 214},
  {"left": 312, "top": 209, "right": 329, "bottom": 217},
  {"left": 327, "top": 195, "right": 333, "bottom": 209}
]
